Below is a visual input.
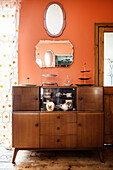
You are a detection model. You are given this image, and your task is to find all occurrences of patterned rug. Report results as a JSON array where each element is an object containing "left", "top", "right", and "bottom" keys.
[{"left": 0, "top": 144, "right": 113, "bottom": 170}]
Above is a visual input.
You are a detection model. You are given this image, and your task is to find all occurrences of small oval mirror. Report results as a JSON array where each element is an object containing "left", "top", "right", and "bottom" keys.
[
  {"left": 44, "top": 50, "right": 55, "bottom": 67},
  {"left": 44, "top": 2, "right": 66, "bottom": 37}
]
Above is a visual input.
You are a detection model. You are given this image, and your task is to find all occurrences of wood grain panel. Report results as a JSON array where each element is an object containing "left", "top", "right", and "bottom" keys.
[
  {"left": 12, "top": 113, "right": 39, "bottom": 148},
  {"left": 77, "top": 112, "right": 104, "bottom": 148},
  {"left": 104, "top": 95, "right": 111, "bottom": 135},
  {"left": 40, "top": 111, "right": 76, "bottom": 123},
  {"left": 12, "top": 86, "right": 39, "bottom": 111},
  {"left": 40, "top": 123, "right": 77, "bottom": 135},
  {"left": 104, "top": 134, "right": 113, "bottom": 144},
  {"left": 40, "top": 135, "right": 77, "bottom": 148},
  {"left": 94, "top": 23, "right": 99, "bottom": 86},
  {"left": 99, "top": 27, "right": 104, "bottom": 87},
  {"left": 76, "top": 87, "right": 103, "bottom": 111},
  {"left": 104, "top": 87, "right": 113, "bottom": 95},
  {"left": 103, "top": 87, "right": 113, "bottom": 143},
  {"left": 109, "top": 95, "right": 113, "bottom": 134}
]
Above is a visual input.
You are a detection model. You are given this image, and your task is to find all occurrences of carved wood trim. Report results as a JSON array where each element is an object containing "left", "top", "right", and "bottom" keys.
[{"left": 94, "top": 23, "right": 113, "bottom": 86}]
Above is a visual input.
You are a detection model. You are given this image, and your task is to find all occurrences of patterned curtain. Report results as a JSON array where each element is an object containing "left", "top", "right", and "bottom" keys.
[{"left": 0, "top": 0, "right": 21, "bottom": 147}]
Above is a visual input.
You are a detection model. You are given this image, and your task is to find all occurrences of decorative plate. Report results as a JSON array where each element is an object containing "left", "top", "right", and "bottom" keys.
[
  {"left": 75, "top": 84, "right": 93, "bottom": 86},
  {"left": 41, "top": 82, "right": 58, "bottom": 86},
  {"left": 80, "top": 70, "right": 90, "bottom": 73},
  {"left": 42, "top": 74, "right": 57, "bottom": 77},
  {"left": 19, "top": 84, "right": 37, "bottom": 87},
  {"left": 64, "top": 83, "right": 73, "bottom": 86},
  {"left": 78, "top": 77, "right": 91, "bottom": 80}
]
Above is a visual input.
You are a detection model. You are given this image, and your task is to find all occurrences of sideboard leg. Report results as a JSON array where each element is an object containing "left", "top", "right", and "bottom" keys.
[
  {"left": 98, "top": 149, "right": 104, "bottom": 163},
  {"left": 12, "top": 148, "right": 18, "bottom": 164}
]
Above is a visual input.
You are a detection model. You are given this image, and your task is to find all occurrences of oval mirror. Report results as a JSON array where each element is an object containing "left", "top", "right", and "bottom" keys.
[{"left": 44, "top": 2, "right": 66, "bottom": 37}]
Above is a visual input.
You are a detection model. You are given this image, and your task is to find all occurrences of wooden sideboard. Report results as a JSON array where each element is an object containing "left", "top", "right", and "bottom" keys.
[{"left": 12, "top": 86, "right": 104, "bottom": 163}]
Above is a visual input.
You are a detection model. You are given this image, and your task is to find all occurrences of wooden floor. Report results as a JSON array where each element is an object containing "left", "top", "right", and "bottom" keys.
[{"left": 0, "top": 145, "right": 113, "bottom": 170}]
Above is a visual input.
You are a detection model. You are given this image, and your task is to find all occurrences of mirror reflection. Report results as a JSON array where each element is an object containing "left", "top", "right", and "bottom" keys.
[
  {"left": 44, "top": 50, "right": 55, "bottom": 67},
  {"left": 35, "top": 40, "right": 74, "bottom": 68},
  {"left": 104, "top": 33, "right": 113, "bottom": 86}
]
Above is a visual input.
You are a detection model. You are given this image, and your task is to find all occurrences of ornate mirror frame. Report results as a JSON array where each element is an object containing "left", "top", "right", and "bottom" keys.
[
  {"left": 44, "top": 2, "right": 66, "bottom": 37},
  {"left": 35, "top": 40, "right": 74, "bottom": 68}
]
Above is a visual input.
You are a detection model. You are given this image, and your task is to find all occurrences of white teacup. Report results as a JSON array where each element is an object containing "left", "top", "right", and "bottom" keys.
[
  {"left": 66, "top": 93, "right": 72, "bottom": 98},
  {"left": 65, "top": 100, "right": 72, "bottom": 109}
]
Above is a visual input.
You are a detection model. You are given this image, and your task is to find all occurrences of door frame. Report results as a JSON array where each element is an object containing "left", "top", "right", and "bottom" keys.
[{"left": 94, "top": 23, "right": 113, "bottom": 86}]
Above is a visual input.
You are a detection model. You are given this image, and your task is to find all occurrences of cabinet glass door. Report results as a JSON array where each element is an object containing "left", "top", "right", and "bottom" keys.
[{"left": 40, "top": 87, "right": 76, "bottom": 111}]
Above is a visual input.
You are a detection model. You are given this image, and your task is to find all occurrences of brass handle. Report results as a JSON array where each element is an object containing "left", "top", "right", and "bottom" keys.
[
  {"left": 57, "top": 116, "right": 60, "bottom": 119},
  {"left": 57, "top": 127, "right": 60, "bottom": 130},
  {"left": 35, "top": 123, "right": 38, "bottom": 127},
  {"left": 78, "top": 123, "right": 82, "bottom": 127},
  {"left": 57, "top": 139, "right": 60, "bottom": 143}
]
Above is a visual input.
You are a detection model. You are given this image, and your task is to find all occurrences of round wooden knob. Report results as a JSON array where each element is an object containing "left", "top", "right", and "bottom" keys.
[
  {"left": 57, "top": 116, "right": 60, "bottom": 119},
  {"left": 57, "top": 127, "right": 60, "bottom": 130},
  {"left": 78, "top": 123, "right": 82, "bottom": 127},
  {"left": 57, "top": 139, "right": 60, "bottom": 143},
  {"left": 35, "top": 123, "right": 38, "bottom": 127},
  {"left": 34, "top": 97, "right": 38, "bottom": 100},
  {"left": 79, "top": 97, "right": 83, "bottom": 100}
]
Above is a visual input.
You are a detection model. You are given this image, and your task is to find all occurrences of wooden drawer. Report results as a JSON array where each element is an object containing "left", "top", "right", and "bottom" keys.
[
  {"left": 40, "top": 112, "right": 76, "bottom": 123},
  {"left": 76, "top": 87, "right": 103, "bottom": 111},
  {"left": 40, "top": 123, "right": 77, "bottom": 135},
  {"left": 40, "top": 135, "right": 77, "bottom": 148}
]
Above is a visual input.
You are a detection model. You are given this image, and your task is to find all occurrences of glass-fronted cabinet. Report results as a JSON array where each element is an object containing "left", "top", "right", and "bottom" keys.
[{"left": 40, "top": 87, "right": 76, "bottom": 111}]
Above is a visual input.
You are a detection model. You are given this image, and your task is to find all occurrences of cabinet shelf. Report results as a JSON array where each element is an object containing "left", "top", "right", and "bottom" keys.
[{"left": 40, "top": 87, "right": 76, "bottom": 111}]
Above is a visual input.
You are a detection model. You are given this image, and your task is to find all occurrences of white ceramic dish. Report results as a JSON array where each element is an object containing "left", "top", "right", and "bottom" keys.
[
  {"left": 63, "top": 83, "right": 73, "bottom": 86},
  {"left": 42, "top": 74, "right": 57, "bottom": 77},
  {"left": 19, "top": 84, "right": 36, "bottom": 87}
]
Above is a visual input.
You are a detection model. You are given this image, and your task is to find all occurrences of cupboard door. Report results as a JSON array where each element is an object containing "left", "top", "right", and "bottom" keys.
[
  {"left": 12, "top": 86, "right": 39, "bottom": 111},
  {"left": 77, "top": 112, "right": 104, "bottom": 148},
  {"left": 76, "top": 87, "right": 103, "bottom": 111},
  {"left": 12, "top": 113, "right": 39, "bottom": 148},
  {"left": 109, "top": 95, "right": 113, "bottom": 135},
  {"left": 104, "top": 88, "right": 113, "bottom": 144},
  {"left": 104, "top": 95, "right": 111, "bottom": 135}
]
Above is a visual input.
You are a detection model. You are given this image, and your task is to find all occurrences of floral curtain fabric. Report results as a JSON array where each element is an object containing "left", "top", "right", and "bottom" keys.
[{"left": 0, "top": 0, "right": 21, "bottom": 147}]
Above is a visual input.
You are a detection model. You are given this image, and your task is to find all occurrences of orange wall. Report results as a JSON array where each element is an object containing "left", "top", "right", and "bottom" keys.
[{"left": 18, "top": 0, "right": 113, "bottom": 86}]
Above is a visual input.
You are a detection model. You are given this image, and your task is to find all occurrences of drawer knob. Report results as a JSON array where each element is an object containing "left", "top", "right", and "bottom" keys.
[
  {"left": 57, "top": 116, "right": 60, "bottom": 119},
  {"left": 78, "top": 123, "right": 82, "bottom": 127},
  {"left": 79, "top": 97, "right": 83, "bottom": 100},
  {"left": 34, "top": 97, "right": 38, "bottom": 100},
  {"left": 35, "top": 123, "right": 38, "bottom": 127},
  {"left": 57, "top": 127, "right": 60, "bottom": 130},
  {"left": 57, "top": 139, "right": 60, "bottom": 143}
]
